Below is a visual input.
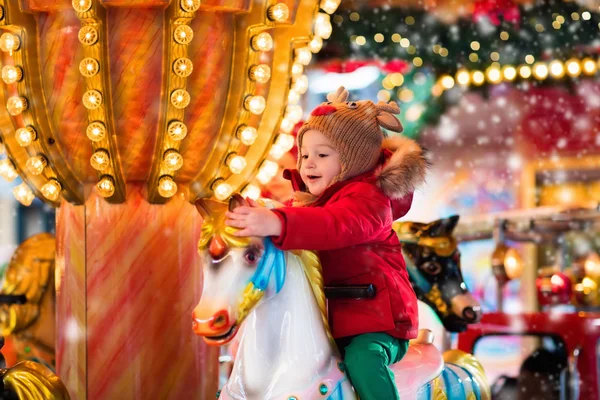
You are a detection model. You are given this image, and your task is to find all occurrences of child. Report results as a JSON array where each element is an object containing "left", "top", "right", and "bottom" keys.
[{"left": 225, "top": 86, "right": 428, "bottom": 400}]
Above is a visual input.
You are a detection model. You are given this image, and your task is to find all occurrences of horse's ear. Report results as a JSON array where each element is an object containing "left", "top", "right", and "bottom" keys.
[
  {"left": 425, "top": 215, "right": 460, "bottom": 237},
  {"left": 228, "top": 193, "right": 248, "bottom": 212}
]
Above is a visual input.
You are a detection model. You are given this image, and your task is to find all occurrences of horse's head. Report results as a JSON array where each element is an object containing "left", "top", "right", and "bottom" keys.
[
  {"left": 192, "top": 195, "right": 285, "bottom": 346},
  {"left": 394, "top": 215, "right": 481, "bottom": 332}
]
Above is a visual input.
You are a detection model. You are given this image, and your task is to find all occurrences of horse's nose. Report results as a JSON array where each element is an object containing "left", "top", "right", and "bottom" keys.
[
  {"left": 192, "top": 309, "right": 230, "bottom": 334},
  {"left": 208, "top": 310, "right": 230, "bottom": 330},
  {"left": 462, "top": 305, "right": 482, "bottom": 322}
]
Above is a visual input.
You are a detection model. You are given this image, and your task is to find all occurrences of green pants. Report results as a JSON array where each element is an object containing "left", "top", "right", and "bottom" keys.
[{"left": 336, "top": 332, "right": 409, "bottom": 400}]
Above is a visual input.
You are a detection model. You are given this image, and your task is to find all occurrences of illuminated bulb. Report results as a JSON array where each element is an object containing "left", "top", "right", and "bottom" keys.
[
  {"left": 456, "top": 70, "right": 470, "bottom": 85},
  {"left": 1, "top": 65, "right": 22, "bottom": 84},
  {"left": 285, "top": 105, "right": 303, "bottom": 123},
  {"left": 86, "top": 122, "right": 106, "bottom": 142},
  {"left": 180, "top": 0, "right": 200, "bottom": 12},
  {"left": 173, "top": 58, "right": 193, "bottom": 78},
  {"left": 90, "top": 150, "right": 110, "bottom": 170},
  {"left": 280, "top": 118, "right": 295, "bottom": 133},
  {"left": 502, "top": 66, "right": 517, "bottom": 81},
  {"left": 269, "top": 144, "right": 286, "bottom": 159},
  {"left": 82, "top": 90, "right": 102, "bottom": 109},
  {"left": 532, "top": 63, "right": 548, "bottom": 80},
  {"left": 471, "top": 71, "right": 485, "bottom": 85},
  {"left": 308, "top": 36, "right": 323, "bottom": 53},
  {"left": 249, "top": 64, "right": 271, "bottom": 83},
  {"left": 320, "top": 0, "right": 341, "bottom": 14},
  {"left": 314, "top": 13, "right": 332, "bottom": 39},
  {"left": 293, "top": 75, "right": 308, "bottom": 94},
  {"left": 276, "top": 134, "right": 295, "bottom": 152},
  {"left": 582, "top": 58, "right": 597, "bottom": 75},
  {"left": 174, "top": 25, "right": 193, "bottom": 45},
  {"left": 79, "top": 58, "right": 99, "bottom": 77},
  {"left": 13, "top": 183, "right": 34, "bottom": 206},
  {"left": 251, "top": 32, "right": 273, "bottom": 52},
  {"left": 566, "top": 59, "right": 581, "bottom": 77},
  {"left": 213, "top": 180, "right": 233, "bottom": 200},
  {"left": 15, "top": 126, "right": 37, "bottom": 147},
  {"left": 163, "top": 149, "right": 183, "bottom": 171},
  {"left": 41, "top": 179, "right": 61, "bottom": 201},
  {"left": 291, "top": 63, "right": 303, "bottom": 77},
  {"left": 267, "top": 3, "right": 289, "bottom": 22},
  {"left": 295, "top": 47, "right": 312, "bottom": 65},
  {"left": 158, "top": 176, "right": 177, "bottom": 198},
  {"left": 73, "top": 0, "right": 92, "bottom": 12},
  {"left": 244, "top": 95, "right": 266, "bottom": 115},
  {"left": 170, "top": 89, "right": 190, "bottom": 109},
  {"left": 485, "top": 67, "right": 502, "bottom": 84},
  {"left": 288, "top": 89, "right": 301, "bottom": 104},
  {"left": 584, "top": 253, "right": 600, "bottom": 277},
  {"left": 228, "top": 154, "right": 247, "bottom": 174},
  {"left": 519, "top": 65, "right": 532, "bottom": 79},
  {"left": 7, "top": 96, "right": 27, "bottom": 116},
  {"left": 237, "top": 126, "right": 257, "bottom": 145},
  {"left": 257, "top": 160, "right": 278, "bottom": 184},
  {"left": 97, "top": 175, "right": 115, "bottom": 197},
  {"left": 0, "top": 159, "right": 18, "bottom": 181},
  {"left": 0, "top": 33, "right": 20, "bottom": 53},
  {"left": 241, "top": 184, "right": 261, "bottom": 200},
  {"left": 440, "top": 75, "right": 454, "bottom": 89},
  {"left": 26, "top": 155, "right": 47, "bottom": 175},
  {"left": 548, "top": 60, "right": 564, "bottom": 78},
  {"left": 168, "top": 121, "right": 188, "bottom": 141}
]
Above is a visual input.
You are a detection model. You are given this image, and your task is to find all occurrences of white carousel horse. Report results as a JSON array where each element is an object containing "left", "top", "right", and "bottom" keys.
[{"left": 192, "top": 196, "right": 490, "bottom": 400}]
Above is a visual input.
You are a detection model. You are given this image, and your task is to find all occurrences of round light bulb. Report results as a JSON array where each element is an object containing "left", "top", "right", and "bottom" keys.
[
  {"left": 548, "top": 60, "right": 564, "bottom": 78},
  {"left": 0, "top": 159, "right": 18, "bottom": 182},
  {"left": 170, "top": 89, "right": 190, "bottom": 109},
  {"left": 7, "top": 96, "right": 27, "bottom": 116},
  {"left": 173, "top": 58, "right": 193, "bottom": 78},
  {"left": 82, "top": 90, "right": 102, "bottom": 109},
  {"left": 293, "top": 75, "right": 308, "bottom": 94},
  {"left": 1, "top": 65, "right": 22, "bottom": 84},
  {"left": 257, "top": 160, "right": 278, "bottom": 184},
  {"left": 238, "top": 126, "right": 257, "bottom": 146},
  {"left": 532, "top": 63, "right": 548, "bottom": 80},
  {"left": 0, "top": 33, "right": 20, "bottom": 53},
  {"left": 295, "top": 47, "right": 312, "bottom": 66},
  {"left": 280, "top": 118, "right": 295, "bottom": 133},
  {"left": 269, "top": 144, "right": 286, "bottom": 160},
  {"left": 285, "top": 104, "right": 303, "bottom": 123},
  {"left": 97, "top": 175, "right": 115, "bottom": 197},
  {"left": 15, "top": 126, "right": 37, "bottom": 147},
  {"left": 582, "top": 58, "right": 597, "bottom": 75},
  {"left": 288, "top": 89, "right": 301, "bottom": 105},
  {"left": 86, "top": 121, "right": 106, "bottom": 142},
  {"left": 314, "top": 13, "right": 332, "bottom": 39},
  {"left": 291, "top": 63, "right": 303, "bottom": 78},
  {"left": 456, "top": 70, "right": 470, "bottom": 85},
  {"left": 13, "top": 183, "right": 34, "bottom": 206},
  {"left": 228, "top": 154, "right": 247, "bottom": 174},
  {"left": 440, "top": 75, "right": 454, "bottom": 89},
  {"left": 268, "top": 3, "right": 289, "bottom": 22},
  {"left": 163, "top": 149, "right": 183, "bottom": 171},
  {"left": 519, "top": 65, "right": 532, "bottom": 79},
  {"left": 90, "top": 149, "right": 110, "bottom": 171},
  {"left": 485, "top": 67, "right": 502, "bottom": 84},
  {"left": 41, "top": 179, "right": 61, "bottom": 201},
  {"left": 174, "top": 25, "right": 193, "bottom": 45},
  {"left": 26, "top": 155, "right": 47, "bottom": 175},
  {"left": 168, "top": 121, "right": 188, "bottom": 141},
  {"left": 180, "top": 0, "right": 200, "bottom": 12},
  {"left": 471, "top": 71, "right": 485, "bottom": 85},
  {"left": 158, "top": 176, "right": 178, "bottom": 198},
  {"left": 320, "top": 0, "right": 341, "bottom": 14},
  {"left": 276, "top": 133, "right": 295, "bottom": 152},
  {"left": 502, "top": 66, "right": 517, "bottom": 81},
  {"left": 72, "top": 0, "right": 92, "bottom": 12},
  {"left": 308, "top": 36, "right": 323, "bottom": 53},
  {"left": 241, "top": 184, "right": 261, "bottom": 200},
  {"left": 244, "top": 95, "right": 266, "bottom": 115},
  {"left": 249, "top": 64, "right": 271, "bottom": 83},
  {"left": 251, "top": 32, "right": 273, "bottom": 52},
  {"left": 213, "top": 180, "right": 233, "bottom": 200},
  {"left": 566, "top": 59, "right": 581, "bottom": 77}
]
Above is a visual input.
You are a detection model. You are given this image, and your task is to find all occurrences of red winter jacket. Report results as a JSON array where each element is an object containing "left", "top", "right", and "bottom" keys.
[{"left": 271, "top": 136, "right": 427, "bottom": 340}]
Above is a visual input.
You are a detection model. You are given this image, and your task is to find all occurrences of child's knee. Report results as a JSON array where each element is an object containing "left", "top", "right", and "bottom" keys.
[{"left": 344, "top": 342, "right": 388, "bottom": 370}]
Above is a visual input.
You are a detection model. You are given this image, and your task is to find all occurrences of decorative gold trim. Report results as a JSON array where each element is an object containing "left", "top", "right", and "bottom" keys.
[{"left": 72, "top": 0, "right": 126, "bottom": 202}]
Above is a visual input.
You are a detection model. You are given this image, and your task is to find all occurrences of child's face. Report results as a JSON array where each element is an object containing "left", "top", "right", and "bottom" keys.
[{"left": 299, "top": 129, "right": 341, "bottom": 196}]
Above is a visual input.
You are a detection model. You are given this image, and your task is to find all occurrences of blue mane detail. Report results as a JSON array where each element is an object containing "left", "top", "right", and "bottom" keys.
[{"left": 250, "top": 238, "right": 286, "bottom": 293}]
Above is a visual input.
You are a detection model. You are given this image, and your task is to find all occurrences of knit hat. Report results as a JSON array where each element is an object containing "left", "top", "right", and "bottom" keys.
[{"left": 297, "top": 86, "right": 404, "bottom": 183}]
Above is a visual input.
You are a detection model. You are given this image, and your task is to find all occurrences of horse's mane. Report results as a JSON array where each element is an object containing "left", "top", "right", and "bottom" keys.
[{"left": 293, "top": 250, "right": 335, "bottom": 346}]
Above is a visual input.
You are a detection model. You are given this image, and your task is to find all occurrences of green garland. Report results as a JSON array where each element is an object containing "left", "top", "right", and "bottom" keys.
[{"left": 319, "top": 0, "right": 600, "bottom": 75}]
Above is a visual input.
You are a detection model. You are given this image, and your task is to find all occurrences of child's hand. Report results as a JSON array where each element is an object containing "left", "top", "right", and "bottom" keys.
[{"left": 225, "top": 199, "right": 282, "bottom": 237}]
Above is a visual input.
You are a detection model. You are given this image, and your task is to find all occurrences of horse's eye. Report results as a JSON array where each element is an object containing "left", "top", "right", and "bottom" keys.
[
  {"left": 422, "top": 261, "right": 442, "bottom": 275},
  {"left": 244, "top": 250, "right": 259, "bottom": 265}
]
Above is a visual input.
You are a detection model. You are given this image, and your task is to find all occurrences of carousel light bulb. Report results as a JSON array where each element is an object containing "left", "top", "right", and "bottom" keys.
[
  {"left": 519, "top": 65, "right": 532, "bottom": 79},
  {"left": 280, "top": 118, "right": 295, "bottom": 133},
  {"left": 168, "top": 121, "right": 188, "bottom": 141},
  {"left": 213, "top": 180, "right": 233, "bottom": 200},
  {"left": 471, "top": 71, "right": 485, "bottom": 86},
  {"left": 548, "top": 60, "right": 564, "bottom": 78},
  {"left": 41, "top": 179, "right": 61, "bottom": 201},
  {"left": 97, "top": 175, "right": 115, "bottom": 197},
  {"left": 227, "top": 154, "right": 247, "bottom": 174},
  {"left": 502, "top": 66, "right": 517, "bottom": 81},
  {"left": 295, "top": 47, "right": 312, "bottom": 66},
  {"left": 584, "top": 253, "right": 600, "bottom": 278},
  {"left": 244, "top": 95, "right": 266, "bottom": 115},
  {"left": 269, "top": 144, "right": 286, "bottom": 160},
  {"left": 173, "top": 25, "right": 193, "bottom": 45},
  {"left": 82, "top": 90, "right": 102, "bottom": 109},
  {"left": 237, "top": 125, "right": 257, "bottom": 146},
  {"left": 288, "top": 89, "right": 301, "bottom": 104},
  {"left": 158, "top": 176, "right": 177, "bottom": 198},
  {"left": 15, "top": 126, "right": 37, "bottom": 147},
  {"left": 293, "top": 75, "right": 308, "bottom": 94},
  {"left": 257, "top": 160, "right": 278, "bottom": 184},
  {"left": 249, "top": 64, "right": 271, "bottom": 83},
  {"left": 314, "top": 13, "right": 332, "bottom": 39},
  {"left": 26, "top": 155, "right": 47, "bottom": 175},
  {"left": 267, "top": 3, "right": 289, "bottom": 22},
  {"left": 308, "top": 36, "right": 323, "bottom": 53},
  {"left": 0, "top": 159, "right": 18, "bottom": 181},
  {"left": 485, "top": 66, "right": 502, "bottom": 84},
  {"left": 291, "top": 63, "right": 303, "bottom": 78},
  {"left": 1, "top": 65, "right": 22, "bottom": 84},
  {"left": 320, "top": 0, "right": 341, "bottom": 14},
  {"left": 503, "top": 248, "right": 524, "bottom": 280},
  {"left": 456, "top": 70, "right": 470, "bottom": 85},
  {"left": 285, "top": 105, "right": 303, "bottom": 123},
  {"left": 582, "top": 58, "right": 597, "bottom": 75},
  {"left": 276, "top": 133, "right": 295, "bottom": 152},
  {"left": 86, "top": 121, "right": 106, "bottom": 142},
  {"left": 440, "top": 75, "right": 454, "bottom": 89},
  {"left": 12, "top": 183, "right": 34, "bottom": 206},
  {"left": 532, "top": 63, "right": 548, "bottom": 80},
  {"left": 163, "top": 149, "right": 183, "bottom": 171},
  {"left": 180, "top": 0, "right": 200, "bottom": 12},
  {"left": 0, "top": 33, "right": 20, "bottom": 53},
  {"left": 566, "top": 59, "right": 581, "bottom": 77},
  {"left": 241, "top": 184, "right": 261, "bottom": 201},
  {"left": 90, "top": 149, "right": 110, "bottom": 170},
  {"left": 173, "top": 58, "right": 193, "bottom": 78},
  {"left": 251, "top": 32, "right": 273, "bottom": 52},
  {"left": 7, "top": 96, "right": 27, "bottom": 116}
]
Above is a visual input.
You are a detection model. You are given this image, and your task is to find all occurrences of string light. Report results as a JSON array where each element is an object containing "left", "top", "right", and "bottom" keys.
[
  {"left": 97, "top": 175, "right": 115, "bottom": 197},
  {"left": 291, "top": 63, "right": 303, "bottom": 78},
  {"left": 227, "top": 154, "right": 247, "bottom": 174},
  {"left": 15, "top": 126, "right": 37, "bottom": 147},
  {"left": 41, "top": 179, "right": 61, "bottom": 201},
  {"left": 269, "top": 144, "right": 286, "bottom": 160},
  {"left": 295, "top": 47, "right": 312, "bottom": 65},
  {"left": 158, "top": 176, "right": 177, "bottom": 198},
  {"left": 309, "top": 36, "right": 323, "bottom": 53},
  {"left": 12, "top": 183, "right": 34, "bottom": 206},
  {"left": 1, "top": 65, "right": 22, "bottom": 84},
  {"left": 314, "top": 13, "right": 332, "bottom": 39},
  {"left": 251, "top": 32, "right": 273, "bottom": 52},
  {"left": 320, "top": 0, "right": 341, "bottom": 14},
  {"left": 566, "top": 59, "right": 581, "bottom": 77},
  {"left": 293, "top": 75, "right": 308, "bottom": 94},
  {"left": 237, "top": 125, "right": 257, "bottom": 146},
  {"left": 456, "top": 70, "right": 470, "bottom": 85},
  {"left": 26, "top": 155, "right": 47, "bottom": 175},
  {"left": 244, "top": 95, "right": 266, "bottom": 115},
  {"left": 267, "top": 3, "right": 289, "bottom": 22},
  {"left": 532, "top": 62, "right": 549, "bottom": 80}
]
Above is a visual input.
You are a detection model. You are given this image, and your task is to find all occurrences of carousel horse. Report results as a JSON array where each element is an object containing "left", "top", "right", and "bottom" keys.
[
  {"left": 192, "top": 195, "right": 490, "bottom": 400},
  {"left": 0, "top": 233, "right": 56, "bottom": 370},
  {"left": 394, "top": 215, "right": 482, "bottom": 333}
]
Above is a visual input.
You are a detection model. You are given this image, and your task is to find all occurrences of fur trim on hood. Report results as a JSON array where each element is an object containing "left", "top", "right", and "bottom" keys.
[{"left": 375, "top": 136, "right": 429, "bottom": 199}]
